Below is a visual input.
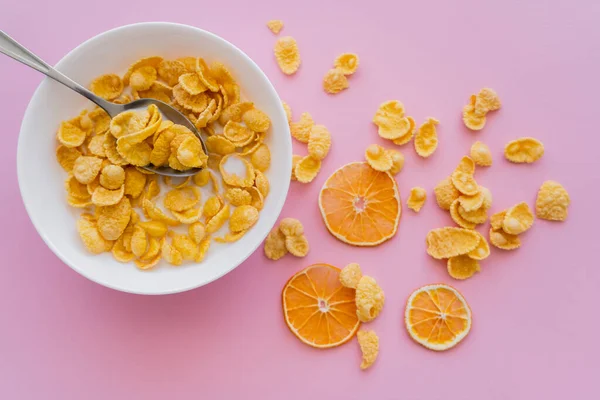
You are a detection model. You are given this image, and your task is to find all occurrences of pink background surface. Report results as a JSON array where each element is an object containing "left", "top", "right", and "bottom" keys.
[{"left": 0, "top": 0, "right": 598, "bottom": 398}]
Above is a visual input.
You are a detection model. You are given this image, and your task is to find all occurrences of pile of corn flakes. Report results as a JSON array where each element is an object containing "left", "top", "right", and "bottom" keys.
[
  {"left": 264, "top": 217, "right": 309, "bottom": 260},
  {"left": 462, "top": 88, "right": 501, "bottom": 130},
  {"left": 57, "top": 56, "right": 273, "bottom": 269}
]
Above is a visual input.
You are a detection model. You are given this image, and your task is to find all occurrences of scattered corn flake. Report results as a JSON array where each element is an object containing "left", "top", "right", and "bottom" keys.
[
  {"left": 99, "top": 165, "right": 125, "bottom": 190},
  {"left": 294, "top": 156, "right": 321, "bottom": 183},
  {"left": 536, "top": 180, "right": 570, "bottom": 221},
  {"left": 251, "top": 144, "right": 271, "bottom": 172},
  {"left": 290, "top": 112, "right": 314, "bottom": 143},
  {"left": 447, "top": 255, "right": 481, "bottom": 280},
  {"left": 87, "top": 135, "right": 106, "bottom": 158},
  {"left": 475, "top": 88, "right": 502, "bottom": 113},
  {"left": 210, "top": 61, "right": 235, "bottom": 85},
  {"left": 503, "top": 202, "right": 534, "bottom": 235},
  {"left": 96, "top": 198, "right": 131, "bottom": 241},
  {"left": 104, "top": 132, "right": 128, "bottom": 165},
  {"left": 372, "top": 101, "right": 411, "bottom": 140},
  {"left": 206, "top": 204, "right": 230, "bottom": 234},
  {"left": 470, "top": 141, "right": 492, "bottom": 167},
  {"left": 489, "top": 227, "right": 521, "bottom": 250},
  {"left": 451, "top": 169, "right": 479, "bottom": 196},
  {"left": 264, "top": 228, "right": 288, "bottom": 260},
  {"left": 135, "top": 253, "right": 161, "bottom": 270},
  {"left": 279, "top": 218, "right": 304, "bottom": 237},
  {"left": 365, "top": 144, "right": 393, "bottom": 172},
  {"left": 407, "top": 187, "right": 427, "bottom": 212},
  {"left": 457, "top": 201, "right": 488, "bottom": 224},
  {"left": 450, "top": 199, "right": 476, "bottom": 229},
  {"left": 274, "top": 36, "right": 301, "bottom": 75},
  {"left": 229, "top": 205, "right": 259, "bottom": 232},
  {"left": 164, "top": 187, "right": 200, "bottom": 212},
  {"left": 89, "top": 74, "right": 123, "bottom": 100},
  {"left": 391, "top": 116, "right": 416, "bottom": 146},
  {"left": 357, "top": 330, "right": 379, "bottom": 370},
  {"left": 458, "top": 189, "right": 485, "bottom": 212},
  {"left": 434, "top": 176, "right": 460, "bottom": 211},
  {"left": 137, "top": 220, "right": 168, "bottom": 237},
  {"left": 291, "top": 154, "right": 303, "bottom": 181},
  {"left": 414, "top": 117, "right": 440, "bottom": 158},
  {"left": 334, "top": 53, "right": 359, "bottom": 75},
  {"left": 387, "top": 149, "right": 405, "bottom": 175},
  {"left": 307, "top": 125, "right": 332, "bottom": 161},
  {"left": 243, "top": 108, "right": 271, "bottom": 132},
  {"left": 284, "top": 234, "right": 310, "bottom": 257},
  {"left": 504, "top": 137, "right": 544, "bottom": 163},
  {"left": 73, "top": 156, "right": 103, "bottom": 184},
  {"left": 220, "top": 154, "right": 256, "bottom": 187},
  {"left": 323, "top": 68, "right": 349, "bottom": 94},
  {"left": 77, "top": 217, "right": 113, "bottom": 254},
  {"left": 92, "top": 185, "right": 125, "bottom": 206},
  {"left": 339, "top": 263, "right": 362, "bottom": 289},
  {"left": 219, "top": 102, "right": 254, "bottom": 126},
  {"left": 163, "top": 176, "right": 191, "bottom": 189},
  {"left": 481, "top": 186, "right": 493, "bottom": 210},
  {"left": 490, "top": 210, "right": 507, "bottom": 231},
  {"left": 266, "top": 20, "right": 284, "bottom": 34},
  {"left": 355, "top": 276, "right": 385, "bottom": 323},
  {"left": 467, "top": 231, "right": 490, "bottom": 261},
  {"left": 462, "top": 96, "right": 486, "bottom": 131},
  {"left": 426, "top": 227, "right": 481, "bottom": 259}
]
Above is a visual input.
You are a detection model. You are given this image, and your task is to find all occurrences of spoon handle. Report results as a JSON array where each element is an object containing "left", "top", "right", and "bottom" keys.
[{"left": 0, "top": 31, "right": 120, "bottom": 116}]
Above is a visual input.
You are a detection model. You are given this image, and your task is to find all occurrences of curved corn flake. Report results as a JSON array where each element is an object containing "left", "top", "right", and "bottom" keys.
[
  {"left": 490, "top": 210, "right": 507, "bottom": 231},
  {"left": 92, "top": 185, "right": 125, "bottom": 206},
  {"left": 290, "top": 154, "right": 303, "bottom": 181},
  {"left": 229, "top": 205, "right": 259, "bottom": 232},
  {"left": 135, "top": 252, "right": 161, "bottom": 270},
  {"left": 266, "top": 19, "right": 284, "bottom": 34},
  {"left": 170, "top": 233, "right": 199, "bottom": 261},
  {"left": 136, "top": 87, "right": 171, "bottom": 103},
  {"left": 434, "top": 177, "right": 460, "bottom": 211},
  {"left": 392, "top": 116, "right": 416, "bottom": 146},
  {"left": 247, "top": 187, "right": 264, "bottom": 211},
  {"left": 254, "top": 170, "right": 270, "bottom": 198},
  {"left": 481, "top": 186, "right": 493, "bottom": 210},
  {"left": 206, "top": 135, "right": 236, "bottom": 156},
  {"left": 503, "top": 202, "right": 534, "bottom": 235},
  {"left": 203, "top": 196, "right": 223, "bottom": 219},
  {"left": 87, "top": 135, "right": 106, "bottom": 158},
  {"left": 219, "top": 102, "right": 254, "bottom": 126},
  {"left": 103, "top": 132, "right": 128, "bottom": 166},
  {"left": 89, "top": 108, "right": 111, "bottom": 135},
  {"left": 77, "top": 217, "right": 113, "bottom": 254},
  {"left": 470, "top": 141, "right": 492, "bottom": 166},
  {"left": 220, "top": 82, "right": 239, "bottom": 108},
  {"left": 96, "top": 197, "right": 131, "bottom": 240},
  {"left": 294, "top": 156, "right": 321, "bottom": 183},
  {"left": 193, "top": 169, "right": 211, "bottom": 187},
  {"left": 536, "top": 180, "right": 570, "bottom": 221},
  {"left": 426, "top": 227, "right": 481, "bottom": 259},
  {"left": 142, "top": 199, "right": 180, "bottom": 226},
  {"left": 357, "top": 330, "right": 379, "bottom": 370},
  {"left": 110, "top": 110, "right": 149, "bottom": 139},
  {"left": 339, "top": 263, "right": 362, "bottom": 289},
  {"left": 123, "top": 56, "right": 163, "bottom": 85},
  {"left": 57, "top": 121, "right": 86, "bottom": 148},
  {"left": 210, "top": 61, "right": 235, "bottom": 85},
  {"left": 215, "top": 230, "right": 247, "bottom": 243},
  {"left": 290, "top": 112, "right": 314, "bottom": 143},
  {"left": 250, "top": 144, "right": 271, "bottom": 172},
  {"left": 334, "top": 53, "right": 359, "bottom": 75},
  {"left": 504, "top": 137, "right": 544, "bottom": 163},
  {"left": 188, "top": 222, "right": 206, "bottom": 244},
  {"left": 56, "top": 145, "right": 82, "bottom": 172},
  {"left": 274, "top": 36, "right": 301, "bottom": 75},
  {"left": 365, "top": 144, "right": 393, "bottom": 172},
  {"left": 112, "top": 236, "right": 136, "bottom": 263},
  {"left": 489, "top": 227, "right": 521, "bottom": 250},
  {"left": 123, "top": 166, "right": 147, "bottom": 198},
  {"left": 129, "top": 66, "right": 157, "bottom": 91},
  {"left": 282, "top": 102, "right": 292, "bottom": 124},
  {"left": 457, "top": 203, "right": 488, "bottom": 224},
  {"left": 130, "top": 225, "right": 148, "bottom": 258},
  {"left": 449, "top": 200, "right": 479, "bottom": 227},
  {"left": 179, "top": 72, "right": 207, "bottom": 95},
  {"left": 264, "top": 228, "right": 288, "bottom": 260},
  {"left": 73, "top": 156, "right": 103, "bottom": 184},
  {"left": 67, "top": 194, "right": 92, "bottom": 208},
  {"left": 284, "top": 234, "right": 309, "bottom": 257},
  {"left": 173, "top": 84, "right": 209, "bottom": 113},
  {"left": 458, "top": 189, "right": 485, "bottom": 212},
  {"left": 208, "top": 170, "right": 220, "bottom": 194},
  {"left": 447, "top": 255, "right": 481, "bottom": 280},
  {"left": 223, "top": 121, "right": 253, "bottom": 144},
  {"left": 219, "top": 154, "right": 255, "bottom": 187},
  {"left": 243, "top": 108, "right": 271, "bottom": 132},
  {"left": 206, "top": 204, "right": 230, "bottom": 234},
  {"left": 307, "top": 125, "right": 331, "bottom": 161},
  {"left": 476, "top": 88, "right": 501, "bottom": 113},
  {"left": 177, "top": 136, "right": 208, "bottom": 168},
  {"left": 323, "top": 68, "right": 349, "bottom": 94},
  {"left": 161, "top": 238, "right": 183, "bottom": 266},
  {"left": 65, "top": 175, "right": 90, "bottom": 199},
  {"left": 372, "top": 100, "right": 411, "bottom": 140},
  {"left": 89, "top": 74, "right": 123, "bottom": 100},
  {"left": 407, "top": 187, "right": 427, "bottom": 212},
  {"left": 99, "top": 165, "right": 125, "bottom": 190},
  {"left": 355, "top": 276, "right": 385, "bottom": 323},
  {"left": 225, "top": 187, "right": 252, "bottom": 206},
  {"left": 163, "top": 176, "right": 191, "bottom": 189},
  {"left": 195, "top": 58, "right": 220, "bottom": 92},
  {"left": 414, "top": 117, "right": 440, "bottom": 158},
  {"left": 137, "top": 220, "right": 168, "bottom": 237},
  {"left": 164, "top": 186, "right": 200, "bottom": 212},
  {"left": 157, "top": 60, "right": 187, "bottom": 86},
  {"left": 171, "top": 207, "right": 201, "bottom": 224},
  {"left": 451, "top": 170, "right": 478, "bottom": 196},
  {"left": 462, "top": 96, "right": 486, "bottom": 131},
  {"left": 279, "top": 217, "right": 304, "bottom": 237},
  {"left": 117, "top": 140, "right": 152, "bottom": 167},
  {"left": 194, "top": 237, "right": 211, "bottom": 263},
  {"left": 467, "top": 232, "right": 490, "bottom": 261},
  {"left": 150, "top": 129, "right": 176, "bottom": 167}
]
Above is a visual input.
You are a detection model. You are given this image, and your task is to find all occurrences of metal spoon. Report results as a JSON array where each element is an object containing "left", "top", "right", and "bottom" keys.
[{"left": 0, "top": 30, "right": 206, "bottom": 177}]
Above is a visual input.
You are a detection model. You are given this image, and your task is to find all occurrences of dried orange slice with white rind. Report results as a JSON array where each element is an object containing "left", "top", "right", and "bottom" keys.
[
  {"left": 319, "top": 162, "right": 401, "bottom": 246},
  {"left": 282, "top": 264, "right": 360, "bottom": 349},
  {"left": 405, "top": 284, "right": 472, "bottom": 351}
]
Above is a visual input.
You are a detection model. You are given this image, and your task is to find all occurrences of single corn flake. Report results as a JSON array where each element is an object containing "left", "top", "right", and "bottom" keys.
[
  {"left": 173, "top": 84, "right": 209, "bottom": 113},
  {"left": 279, "top": 218, "right": 304, "bottom": 237},
  {"left": 205, "top": 135, "right": 236, "bottom": 156},
  {"left": 434, "top": 176, "right": 460, "bottom": 210},
  {"left": 447, "top": 255, "right": 481, "bottom": 280},
  {"left": 177, "top": 136, "right": 208, "bottom": 168},
  {"left": 229, "top": 205, "right": 259, "bottom": 232},
  {"left": 264, "top": 228, "right": 288, "bottom": 260},
  {"left": 294, "top": 156, "right": 321, "bottom": 183},
  {"left": 475, "top": 88, "right": 502, "bottom": 113},
  {"left": 171, "top": 208, "right": 201, "bottom": 224},
  {"left": 458, "top": 189, "right": 485, "bottom": 212},
  {"left": 490, "top": 210, "right": 507, "bottom": 231},
  {"left": 251, "top": 144, "right": 271, "bottom": 172},
  {"left": 462, "top": 95, "right": 486, "bottom": 131},
  {"left": 426, "top": 227, "right": 481, "bottom": 259},
  {"left": 97, "top": 198, "right": 131, "bottom": 241},
  {"left": 339, "top": 263, "right": 362, "bottom": 289},
  {"left": 57, "top": 121, "right": 86, "bottom": 148},
  {"left": 123, "top": 167, "right": 147, "bottom": 198},
  {"left": 450, "top": 199, "right": 476, "bottom": 229},
  {"left": 206, "top": 204, "right": 231, "bottom": 234},
  {"left": 414, "top": 117, "right": 440, "bottom": 158},
  {"left": 194, "top": 237, "right": 211, "bottom": 263},
  {"left": 89, "top": 74, "right": 123, "bottom": 100},
  {"left": 225, "top": 188, "right": 252, "bottom": 206},
  {"left": 204, "top": 196, "right": 224, "bottom": 219},
  {"left": 357, "top": 330, "right": 379, "bottom": 370},
  {"left": 131, "top": 225, "right": 148, "bottom": 258},
  {"left": 164, "top": 187, "right": 200, "bottom": 212},
  {"left": 307, "top": 125, "right": 332, "bottom": 160},
  {"left": 290, "top": 112, "right": 314, "bottom": 143},
  {"left": 392, "top": 116, "right": 416, "bottom": 146},
  {"left": 196, "top": 58, "right": 220, "bottom": 92},
  {"left": 274, "top": 36, "right": 301, "bottom": 75},
  {"left": 243, "top": 108, "right": 271, "bottom": 132},
  {"left": 193, "top": 169, "right": 211, "bottom": 187},
  {"left": 188, "top": 222, "right": 206, "bottom": 244},
  {"left": 266, "top": 19, "right": 284, "bottom": 34},
  {"left": 56, "top": 146, "right": 82, "bottom": 172},
  {"left": 220, "top": 154, "right": 256, "bottom": 188},
  {"left": 467, "top": 231, "right": 490, "bottom": 261},
  {"left": 65, "top": 175, "right": 90, "bottom": 199},
  {"left": 334, "top": 53, "right": 359, "bottom": 75},
  {"left": 457, "top": 201, "right": 488, "bottom": 224},
  {"left": 73, "top": 156, "right": 103, "bottom": 184},
  {"left": 171, "top": 233, "right": 199, "bottom": 261},
  {"left": 291, "top": 154, "right": 303, "bottom": 181},
  {"left": 77, "top": 217, "right": 113, "bottom": 254},
  {"left": 254, "top": 170, "right": 270, "bottom": 198},
  {"left": 489, "top": 227, "right": 521, "bottom": 250},
  {"left": 365, "top": 144, "right": 393, "bottom": 172},
  {"left": 179, "top": 72, "right": 207, "bottom": 95},
  {"left": 387, "top": 149, "right": 405, "bottom": 175},
  {"left": 355, "top": 276, "right": 385, "bottom": 323},
  {"left": 157, "top": 60, "right": 187, "bottom": 86},
  {"left": 372, "top": 101, "right": 411, "bottom": 140},
  {"left": 99, "top": 165, "right": 125, "bottom": 190},
  {"left": 92, "top": 185, "right": 125, "bottom": 206},
  {"left": 161, "top": 238, "right": 183, "bottom": 266},
  {"left": 323, "top": 68, "right": 349, "bottom": 94},
  {"left": 503, "top": 202, "right": 534, "bottom": 235},
  {"left": 536, "top": 180, "right": 570, "bottom": 221},
  {"left": 223, "top": 121, "right": 253, "bottom": 145},
  {"left": 504, "top": 137, "right": 544, "bottom": 163},
  {"left": 481, "top": 186, "right": 493, "bottom": 210},
  {"left": 451, "top": 169, "right": 479, "bottom": 196},
  {"left": 470, "top": 141, "right": 492, "bottom": 167},
  {"left": 285, "top": 234, "right": 310, "bottom": 257},
  {"left": 407, "top": 187, "right": 427, "bottom": 212},
  {"left": 137, "top": 220, "right": 168, "bottom": 237}
]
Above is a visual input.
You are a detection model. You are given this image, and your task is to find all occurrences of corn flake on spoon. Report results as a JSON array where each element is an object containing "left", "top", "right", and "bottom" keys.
[{"left": 0, "top": 30, "right": 206, "bottom": 177}]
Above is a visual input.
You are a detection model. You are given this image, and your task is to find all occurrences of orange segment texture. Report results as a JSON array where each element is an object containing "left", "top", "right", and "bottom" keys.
[
  {"left": 405, "top": 284, "right": 472, "bottom": 351},
  {"left": 282, "top": 264, "right": 360, "bottom": 349},
  {"left": 319, "top": 162, "right": 401, "bottom": 246}
]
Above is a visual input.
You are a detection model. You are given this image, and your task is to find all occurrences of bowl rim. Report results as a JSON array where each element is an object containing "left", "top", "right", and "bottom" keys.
[{"left": 16, "top": 21, "right": 291, "bottom": 295}]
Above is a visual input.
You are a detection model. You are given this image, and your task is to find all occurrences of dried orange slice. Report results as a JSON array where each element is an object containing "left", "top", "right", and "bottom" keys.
[
  {"left": 319, "top": 162, "right": 401, "bottom": 246},
  {"left": 405, "top": 284, "right": 472, "bottom": 351},
  {"left": 282, "top": 264, "right": 360, "bottom": 349}
]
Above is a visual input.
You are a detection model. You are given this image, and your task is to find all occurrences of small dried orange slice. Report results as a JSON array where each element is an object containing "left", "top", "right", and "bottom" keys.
[
  {"left": 319, "top": 162, "right": 401, "bottom": 246},
  {"left": 405, "top": 284, "right": 472, "bottom": 351},
  {"left": 282, "top": 264, "right": 360, "bottom": 349}
]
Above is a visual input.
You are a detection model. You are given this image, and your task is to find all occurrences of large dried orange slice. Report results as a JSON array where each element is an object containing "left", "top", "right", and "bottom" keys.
[
  {"left": 405, "top": 284, "right": 472, "bottom": 351},
  {"left": 282, "top": 264, "right": 360, "bottom": 349},
  {"left": 319, "top": 162, "right": 401, "bottom": 246}
]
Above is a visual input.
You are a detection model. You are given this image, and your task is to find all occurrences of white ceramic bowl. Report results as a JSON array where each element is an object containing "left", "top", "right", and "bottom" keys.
[{"left": 17, "top": 22, "right": 291, "bottom": 295}]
